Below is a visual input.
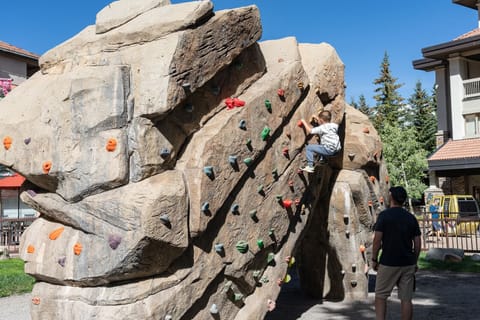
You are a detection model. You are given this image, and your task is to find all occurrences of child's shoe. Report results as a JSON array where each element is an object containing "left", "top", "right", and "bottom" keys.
[{"left": 300, "top": 165, "right": 315, "bottom": 173}]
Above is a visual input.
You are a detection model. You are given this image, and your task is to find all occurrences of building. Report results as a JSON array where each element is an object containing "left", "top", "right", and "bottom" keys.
[
  {"left": 0, "top": 40, "right": 39, "bottom": 248},
  {"left": 413, "top": 0, "right": 480, "bottom": 201}
]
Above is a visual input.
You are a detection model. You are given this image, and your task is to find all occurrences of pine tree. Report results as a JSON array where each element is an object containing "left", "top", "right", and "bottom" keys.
[
  {"left": 372, "top": 52, "right": 405, "bottom": 131},
  {"left": 357, "top": 94, "right": 373, "bottom": 118},
  {"left": 409, "top": 81, "right": 437, "bottom": 154},
  {"left": 349, "top": 96, "right": 358, "bottom": 109}
]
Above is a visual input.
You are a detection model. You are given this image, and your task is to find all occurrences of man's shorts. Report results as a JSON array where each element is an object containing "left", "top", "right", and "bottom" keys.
[{"left": 375, "top": 264, "right": 416, "bottom": 300}]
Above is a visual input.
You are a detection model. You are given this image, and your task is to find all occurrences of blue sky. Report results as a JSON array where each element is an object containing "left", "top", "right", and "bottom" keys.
[{"left": 2, "top": 1, "right": 476, "bottom": 105}]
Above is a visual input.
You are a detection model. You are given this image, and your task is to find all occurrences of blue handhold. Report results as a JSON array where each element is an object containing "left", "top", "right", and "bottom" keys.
[
  {"left": 160, "top": 214, "right": 170, "bottom": 225},
  {"left": 184, "top": 104, "right": 194, "bottom": 113},
  {"left": 201, "top": 202, "right": 210, "bottom": 213},
  {"left": 214, "top": 243, "right": 224, "bottom": 253},
  {"left": 204, "top": 166, "right": 214, "bottom": 178},
  {"left": 239, "top": 119, "right": 247, "bottom": 130},
  {"left": 231, "top": 204, "right": 239, "bottom": 213},
  {"left": 160, "top": 148, "right": 170, "bottom": 158},
  {"left": 228, "top": 155, "right": 238, "bottom": 166}
]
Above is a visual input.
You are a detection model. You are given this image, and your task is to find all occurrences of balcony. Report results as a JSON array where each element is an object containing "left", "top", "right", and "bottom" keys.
[{"left": 464, "top": 77, "right": 480, "bottom": 99}]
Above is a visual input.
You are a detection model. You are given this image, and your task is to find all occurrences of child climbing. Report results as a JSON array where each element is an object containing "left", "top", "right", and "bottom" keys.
[{"left": 299, "top": 110, "right": 341, "bottom": 173}]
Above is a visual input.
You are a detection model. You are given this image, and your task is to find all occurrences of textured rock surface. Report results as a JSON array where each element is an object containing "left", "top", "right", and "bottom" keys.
[{"left": 0, "top": 1, "right": 390, "bottom": 319}]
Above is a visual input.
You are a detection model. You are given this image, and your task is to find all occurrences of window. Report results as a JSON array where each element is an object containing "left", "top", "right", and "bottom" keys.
[{"left": 465, "top": 114, "right": 480, "bottom": 137}]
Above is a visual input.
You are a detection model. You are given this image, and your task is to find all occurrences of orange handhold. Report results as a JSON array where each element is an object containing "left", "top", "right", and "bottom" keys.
[
  {"left": 359, "top": 245, "right": 366, "bottom": 253},
  {"left": 379, "top": 196, "right": 384, "bottom": 204},
  {"left": 106, "top": 138, "right": 117, "bottom": 152},
  {"left": 363, "top": 127, "right": 370, "bottom": 134},
  {"left": 385, "top": 175, "right": 390, "bottom": 184},
  {"left": 27, "top": 245, "right": 35, "bottom": 254},
  {"left": 3, "top": 136, "right": 12, "bottom": 150},
  {"left": 73, "top": 242, "right": 83, "bottom": 255},
  {"left": 42, "top": 161, "right": 52, "bottom": 174},
  {"left": 49, "top": 227, "right": 65, "bottom": 240},
  {"left": 277, "top": 88, "right": 285, "bottom": 97},
  {"left": 32, "top": 297, "right": 41, "bottom": 305},
  {"left": 369, "top": 176, "right": 376, "bottom": 183},
  {"left": 368, "top": 200, "right": 373, "bottom": 207}
]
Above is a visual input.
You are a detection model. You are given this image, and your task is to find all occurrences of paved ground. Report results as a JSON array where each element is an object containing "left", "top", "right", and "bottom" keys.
[{"left": 1, "top": 270, "right": 479, "bottom": 319}]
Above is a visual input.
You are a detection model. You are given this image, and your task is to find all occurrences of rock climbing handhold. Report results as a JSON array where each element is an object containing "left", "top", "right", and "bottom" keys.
[
  {"left": 24, "top": 137, "right": 31, "bottom": 145},
  {"left": 277, "top": 88, "right": 285, "bottom": 97},
  {"left": 261, "top": 127, "right": 271, "bottom": 141},
  {"left": 214, "top": 243, "right": 224, "bottom": 254},
  {"left": 282, "top": 147, "right": 289, "bottom": 157},
  {"left": 32, "top": 297, "right": 41, "bottom": 305},
  {"left": 267, "top": 299, "right": 276, "bottom": 312},
  {"left": 201, "top": 202, "right": 210, "bottom": 213},
  {"left": 229, "top": 155, "right": 238, "bottom": 167},
  {"left": 225, "top": 97, "right": 245, "bottom": 109},
  {"left": 288, "top": 180, "right": 294, "bottom": 187},
  {"left": 351, "top": 280, "right": 358, "bottom": 287},
  {"left": 348, "top": 153, "right": 355, "bottom": 160},
  {"left": 160, "top": 214, "right": 170, "bottom": 225},
  {"left": 73, "top": 242, "right": 83, "bottom": 256},
  {"left": 368, "top": 200, "right": 373, "bottom": 207},
  {"left": 49, "top": 227, "right": 64, "bottom": 240},
  {"left": 250, "top": 209, "right": 258, "bottom": 220},
  {"left": 160, "top": 148, "right": 170, "bottom": 158},
  {"left": 236, "top": 240, "right": 249, "bottom": 254},
  {"left": 106, "top": 138, "right": 117, "bottom": 152},
  {"left": 282, "top": 199, "right": 293, "bottom": 209},
  {"left": 297, "top": 120, "right": 304, "bottom": 127},
  {"left": 234, "top": 293, "right": 244, "bottom": 302},
  {"left": 283, "top": 274, "right": 292, "bottom": 283},
  {"left": 341, "top": 270, "right": 346, "bottom": 275},
  {"left": 27, "top": 244, "right": 35, "bottom": 254},
  {"left": 343, "top": 214, "right": 349, "bottom": 224},
  {"left": 360, "top": 245, "right": 366, "bottom": 253},
  {"left": 345, "top": 230, "right": 350, "bottom": 237},
  {"left": 26, "top": 190, "right": 37, "bottom": 197},
  {"left": 385, "top": 175, "right": 390, "bottom": 183},
  {"left": 352, "top": 264, "right": 357, "bottom": 272},
  {"left": 268, "top": 229, "right": 275, "bottom": 237},
  {"left": 3, "top": 136, "right": 12, "bottom": 150},
  {"left": 181, "top": 82, "right": 191, "bottom": 91},
  {"left": 257, "top": 239, "right": 264, "bottom": 249},
  {"left": 297, "top": 82, "right": 304, "bottom": 90},
  {"left": 363, "top": 127, "right": 370, "bottom": 134},
  {"left": 260, "top": 276, "right": 269, "bottom": 284},
  {"left": 203, "top": 166, "right": 214, "bottom": 179},
  {"left": 257, "top": 185, "right": 264, "bottom": 193},
  {"left": 184, "top": 103, "right": 194, "bottom": 113},
  {"left": 231, "top": 204, "right": 239, "bottom": 213},
  {"left": 272, "top": 168, "right": 278, "bottom": 179},
  {"left": 239, "top": 119, "right": 247, "bottom": 130},
  {"left": 58, "top": 256, "right": 66, "bottom": 267},
  {"left": 42, "top": 161, "right": 52, "bottom": 174},
  {"left": 369, "top": 176, "right": 376, "bottom": 183},
  {"left": 294, "top": 198, "right": 301, "bottom": 206},
  {"left": 243, "top": 157, "right": 253, "bottom": 166},
  {"left": 297, "top": 168, "right": 304, "bottom": 175},
  {"left": 108, "top": 234, "right": 122, "bottom": 250},
  {"left": 276, "top": 194, "right": 283, "bottom": 201},
  {"left": 209, "top": 304, "right": 219, "bottom": 314},
  {"left": 267, "top": 252, "right": 275, "bottom": 264},
  {"left": 287, "top": 256, "right": 296, "bottom": 267},
  {"left": 165, "top": 315, "right": 173, "bottom": 320},
  {"left": 252, "top": 270, "right": 261, "bottom": 279},
  {"left": 379, "top": 196, "right": 384, "bottom": 204},
  {"left": 264, "top": 99, "right": 272, "bottom": 112}
]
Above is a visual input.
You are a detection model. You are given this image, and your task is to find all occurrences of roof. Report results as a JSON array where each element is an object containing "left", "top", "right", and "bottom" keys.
[
  {"left": 453, "top": 0, "right": 478, "bottom": 10},
  {"left": 455, "top": 28, "right": 480, "bottom": 41},
  {"left": 428, "top": 138, "right": 480, "bottom": 173},
  {"left": 0, "top": 173, "right": 26, "bottom": 188},
  {"left": 0, "top": 40, "right": 39, "bottom": 60}
]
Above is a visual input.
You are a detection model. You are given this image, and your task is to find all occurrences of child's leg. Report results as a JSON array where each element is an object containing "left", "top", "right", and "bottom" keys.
[{"left": 306, "top": 144, "right": 335, "bottom": 166}]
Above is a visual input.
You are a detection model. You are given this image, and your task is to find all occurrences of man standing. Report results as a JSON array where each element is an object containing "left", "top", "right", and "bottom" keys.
[{"left": 371, "top": 186, "right": 421, "bottom": 320}]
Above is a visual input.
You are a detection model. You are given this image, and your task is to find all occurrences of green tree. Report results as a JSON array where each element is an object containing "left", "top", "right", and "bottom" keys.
[
  {"left": 357, "top": 94, "right": 373, "bottom": 118},
  {"left": 349, "top": 96, "right": 358, "bottom": 109},
  {"left": 409, "top": 81, "right": 437, "bottom": 153},
  {"left": 381, "top": 123, "right": 428, "bottom": 200},
  {"left": 373, "top": 52, "right": 405, "bottom": 130}
]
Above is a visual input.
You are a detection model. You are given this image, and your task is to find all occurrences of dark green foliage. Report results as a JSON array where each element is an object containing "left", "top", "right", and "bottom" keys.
[
  {"left": 357, "top": 94, "right": 373, "bottom": 118},
  {"left": 409, "top": 81, "right": 437, "bottom": 154},
  {"left": 373, "top": 52, "right": 405, "bottom": 131}
]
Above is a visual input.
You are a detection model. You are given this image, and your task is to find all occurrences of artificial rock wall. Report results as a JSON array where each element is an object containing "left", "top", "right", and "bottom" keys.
[{"left": 0, "top": 1, "right": 389, "bottom": 319}]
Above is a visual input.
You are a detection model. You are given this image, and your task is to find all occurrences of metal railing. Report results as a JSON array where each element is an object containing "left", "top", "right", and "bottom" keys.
[
  {"left": 418, "top": 212, "right": 480, "bottom": 253},
  {"left": 0, "top": 217, "right": 36, "bottom": 253},
  {"left": 463, "top": 77, "right": 480, "bottom": 99}
]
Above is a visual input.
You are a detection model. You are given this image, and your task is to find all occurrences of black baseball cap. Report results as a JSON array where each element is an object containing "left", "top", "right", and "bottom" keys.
[{"left": 389, "top": 186, "right": 407, "bottom": 204}]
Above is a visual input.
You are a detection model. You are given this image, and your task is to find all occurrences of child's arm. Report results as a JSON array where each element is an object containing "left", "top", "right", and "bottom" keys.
[{"left": 300, "top": 119, "right": 314, "bottom": 134}]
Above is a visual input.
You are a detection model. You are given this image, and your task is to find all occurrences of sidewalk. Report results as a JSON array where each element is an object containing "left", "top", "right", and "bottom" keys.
[{"left": 265, "top": 270, "right": 480, "bottom": 319}]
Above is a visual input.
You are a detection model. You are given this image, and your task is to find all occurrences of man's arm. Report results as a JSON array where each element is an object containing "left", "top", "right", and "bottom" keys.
[
  {"left": 413, "top": 235, "right": 421, "bottom": 269},
  {"left": 371, "top": 230, "right": 383, "bottom": 270}
]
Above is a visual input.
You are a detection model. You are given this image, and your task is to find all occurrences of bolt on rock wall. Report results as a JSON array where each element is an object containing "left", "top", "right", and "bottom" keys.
[{"left": 0, "top": 1, "right": 389, "bottom": 319}]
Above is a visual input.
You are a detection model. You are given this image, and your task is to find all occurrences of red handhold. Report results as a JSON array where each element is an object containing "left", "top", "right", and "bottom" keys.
[
  {"left": 283, "top": 199, "right": 293, "bottom": 209},
  {"left": 294, "top": 198, "right": 301, "bottom": 206},
  {"left": 277, "top": 88, "right": 285, "bottom": 97},
  {"left": 288, "top": 180, "right": 294, "bottom": 187},
  {"left": 297, "top": 168, "right": 303, "bottom": 175},
  {"left": 282, "top": 147, "right": 289, "bottom": 157},
  {"left": 368, "top": 200, "right": 373, "bottom": 207},
  {"left": 225, "top": 97, "right": 245, "bottom": 109},
  {"left": 297, "top": 120, "right": 304, "bottom": 127}
]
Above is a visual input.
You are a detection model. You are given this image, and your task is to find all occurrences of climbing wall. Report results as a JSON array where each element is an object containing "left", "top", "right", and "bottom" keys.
[{"left": 0, "top": 1, "right": 389, "bottom": 319}]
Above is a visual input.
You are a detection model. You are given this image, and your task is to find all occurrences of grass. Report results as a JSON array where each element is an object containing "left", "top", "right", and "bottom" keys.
[
  {"left": 0, "top": 258, "right": 35, "bottom": 297},
  {"left": 418, "top": 251, "right": 480, "bottom": 273}
]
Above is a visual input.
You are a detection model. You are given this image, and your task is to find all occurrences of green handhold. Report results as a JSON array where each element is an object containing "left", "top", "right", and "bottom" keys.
[
  {"left": 234, "top": 293, "right": 244, "bottom": 302},
  {"left": 244, "top": 157, "right": 253, "bottom": 166},
  {"left": 260, "top": 276, "right": 269, "bottom": 283},
  {"left": 276, "top": 194, "right": 283, "bottom": 201},
  {"left": 267, "top": 252, "right": 275, "bottom": 264},
  {"left": 223, "top": 281, "right": 233, "bottom": 294},
  {"left": 246, "top": 139, "right": 252, "bottom": 148},
  {"left": 272, "top": 168, "right": 278, "bottom": 178},
  {"left": 252, "top": 270, "right": 261, "bottom": 279},
  {"left": 257, "top": 185, "right": 264, "bottom": 193},
  {"left": 249, "top": 209, "right": 257, "bottom": 218},
  {"left": 261, "top": 127, "right": 271, "bottom": 141},
  {"left": 264, "top": 99, "right": 272, "bottom": 111},
  {"left": 257, "top": 239, "right": 264, "bottom": 249},
  {"left": 268, "top": 229, "right": 275, "bottom": 237},
  {"left": 236, "top": 240, "right": 249, "bottom": 254}
]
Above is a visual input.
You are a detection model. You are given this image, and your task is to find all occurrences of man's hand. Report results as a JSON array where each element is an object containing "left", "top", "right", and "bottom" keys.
[{"left": 372, "top": 260, "right": 379, "bottom": 271}]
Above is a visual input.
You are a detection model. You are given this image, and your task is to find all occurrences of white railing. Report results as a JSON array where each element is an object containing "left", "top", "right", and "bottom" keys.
[{"left": 464, "top": 77, "right": 480, "bottom": 99}]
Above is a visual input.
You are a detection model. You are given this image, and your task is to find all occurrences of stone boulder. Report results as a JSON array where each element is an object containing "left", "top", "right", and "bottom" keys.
[{"left": 0, "top": 1, "right": 389, "bottom": 319}]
